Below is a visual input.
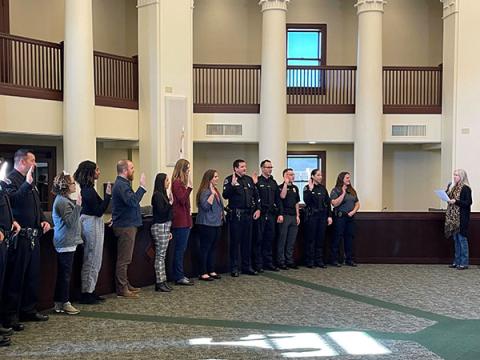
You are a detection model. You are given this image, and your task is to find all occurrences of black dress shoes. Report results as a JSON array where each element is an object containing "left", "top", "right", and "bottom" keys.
[
  {"left": 331, "top": 262, "right": 342, "bottom": 267},
  {"left": 242, "top": 270, "right": 258, "bottom": 276},
  {"left": 198, "top": 276, "right": 214, "bottom": 281},
  {"left": 316, "top": 264, "right": 327, "bottom": 269},
  {"left": 264, "top": 265, "right": 280, "bottom": 272},
  {"left": 155, "top": 282, "right": 172, "bottom": 292},
  {"left": 0, "top": 336, "right": 11, "bottom": 347},
  {"left": 5, "top": 323, "right": 24, "bottom": 332},
  {"left": 288, "top": 264, "right": 299, "bottom": 270},
  {"left": 79, "top": 293, "right": 100, "bottom": 305},
  {"left": 93, "top": 292, "right": 106, "bottom": 302},
  {"left": 345, "top": 262, "right": 358, "bottom": 267},
  {"left": 175, "top": 277, "right": 194, "bottom": 286},
  {"left": 279, "top": 265, "right": 289, "bottom": 270},
  {"left": 306, "top": 264, "right": 315, "bottom": 269},
  {"left": 457, "top": 265, "right": 468, "bottom": 270},
  {"left": 231, "top": 271, "right": 240, "bottom": 277},
  {"left": 448, "top": 264, "right": 457, "bottom": 268},
  {"left": 0, "top": 327, "right": 13, "bottom": 336},
  {"left": 20, "top": 312, "right": 49, "bottom": 322},
  {"left": 254, "top": 268, "right": 265, "bottom": 274}
]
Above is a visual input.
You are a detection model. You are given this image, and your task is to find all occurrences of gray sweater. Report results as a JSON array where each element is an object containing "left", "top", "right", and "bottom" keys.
[{"left": 52, "top": 195, "right": 83, "bottom": 250}]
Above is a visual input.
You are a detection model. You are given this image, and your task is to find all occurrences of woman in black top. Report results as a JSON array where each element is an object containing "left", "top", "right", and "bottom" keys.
[
  {"left": 151, "top": 173, "right": 173, "bottom": 292},
  {"left": 445, "top": 169, "right": 472, "bottom": 270},
  {"left": 303, "top": 169, "right": 332, "bottom": 268},
  {"left": 73, "top": 160, "right": 111, "bottom": 304}
]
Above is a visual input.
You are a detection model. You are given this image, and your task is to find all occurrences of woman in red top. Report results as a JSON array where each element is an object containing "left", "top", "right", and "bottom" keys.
[{"left": 171, "top": 159, "right": 194, "bottom": 285}]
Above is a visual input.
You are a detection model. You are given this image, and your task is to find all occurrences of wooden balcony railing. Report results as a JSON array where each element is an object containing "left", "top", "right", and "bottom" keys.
[
  {"left": 0, "top": 32, "right": 63, "bottom": 100},
  {"left": 383, "top": 66, "right": 442, "bottom": 114},
  {"left": 287, "top": 65, "right": 357, "bottom": 113},
  {"left": 193, "top": 64, "right": 261, "bottom": 113},
  {"left": 94, "top": 51, "right": 138, "bottom": 109}
]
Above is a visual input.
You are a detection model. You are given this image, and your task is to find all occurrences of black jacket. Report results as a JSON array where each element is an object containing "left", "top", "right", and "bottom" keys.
[
  {"left": 0, "top": 183, "right": 14, "bottom": 234},
  {"left": 455, "top": 185, "right": 472, "bottom": 237},
  {"left": 4, "top": 169, "right": 46, "bottom": 229}
]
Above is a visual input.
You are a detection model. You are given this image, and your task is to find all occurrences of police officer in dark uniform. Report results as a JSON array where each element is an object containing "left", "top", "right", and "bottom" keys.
[
  {"left": 303, "top": 169, "right": 332, "bottom": 269},
  {"left": 252, "top": 160, "right": 282, "bottom": 272},
  {"left": 0, "top": 158, "right": 21, "bottom": 346},
  {"left": 223, "top": 159, "right": 261, "bottom": 277},
  {"left": 2, "top": 149, "right": 50, "bottom": 331}
]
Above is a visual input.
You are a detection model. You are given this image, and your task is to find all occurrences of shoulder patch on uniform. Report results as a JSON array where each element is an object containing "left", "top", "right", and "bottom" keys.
[{"left": 224, "top": 178, "right": 229, "bottom": 185}]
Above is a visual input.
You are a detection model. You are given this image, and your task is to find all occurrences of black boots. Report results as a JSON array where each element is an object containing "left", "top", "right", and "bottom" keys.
[{"left": 155, "top": 282, "right": 172, "bottom": 292}]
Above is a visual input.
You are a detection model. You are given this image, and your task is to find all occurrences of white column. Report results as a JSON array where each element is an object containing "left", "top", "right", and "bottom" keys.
[
  {"left": 353, "top": 0, "right": 385, "bottom": 211},
  {"left": 63, "top": 0, "right": 96, "bottom": 173},
  {"left": 137, "top": 0, "right": 193, "bottom": 201},
  {"left": 258, "top": 0, "right": 289, "bottom": 180},
  {"left": 441, "top": 0, "right": 480, "bottom": 211}
]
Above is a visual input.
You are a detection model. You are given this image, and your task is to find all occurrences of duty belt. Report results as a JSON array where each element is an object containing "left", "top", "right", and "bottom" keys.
[{"left": 18, "top": 228, "right": 40, "bottom": 250}]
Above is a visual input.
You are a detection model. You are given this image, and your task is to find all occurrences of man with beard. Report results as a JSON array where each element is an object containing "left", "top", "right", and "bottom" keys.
[{"left": 111, "top": 160, "right": 147, "bottom": 298}]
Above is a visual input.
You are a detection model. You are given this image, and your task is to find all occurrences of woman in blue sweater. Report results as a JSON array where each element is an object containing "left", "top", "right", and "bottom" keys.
[{"left": 73, "top": 161, "right": 111, "bottom": 304}]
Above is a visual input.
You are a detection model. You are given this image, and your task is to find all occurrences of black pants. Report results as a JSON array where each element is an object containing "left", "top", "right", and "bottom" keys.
[
  {"left": 253, "top": 213, "right": 276, "bottom": 269},
  {"left": 0, "top": 240, "right": 7, "bottom": 297},
  {"left": 331, "top": 216, "right": 355, "bottom": 264},
  {"left": 1, "top": 234, "right": 40, "bottom": 325},
  {"left": 54, "top": 251, "right": 75, "bottom": 304},
  {"left": 228, "top": 211, "right": 253, "bottom": 272},
  {"left": 304, "top": 214, "right": 328, "bottom": 266},
  {"left": 197, "top": 225, "right": 221, "bottom": 275}
]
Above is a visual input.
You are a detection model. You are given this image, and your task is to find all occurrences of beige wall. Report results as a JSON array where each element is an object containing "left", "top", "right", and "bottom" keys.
[
  {"left": 193, "top": 0, "right": 262, "bottom": 64},
  {"left": 9, "top": 0, "right": 138, "bottom": 56},
  {"left": 10, "top": 0, "right": 65, "bottom": 42},
  {"left": 93, "top": 0, "right": 138, "bottom": 56},
  {"left": 383, "top": 0, "right": 443, "bottom": 66},
  {"left": 383, "top": 144, "right": 441, "bottom": 211}
]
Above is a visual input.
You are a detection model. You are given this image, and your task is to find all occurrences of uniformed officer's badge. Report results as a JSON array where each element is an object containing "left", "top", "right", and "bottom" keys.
[
  {"left": 259, "top": 184, "right": 265, "bottom": 187},
  {"left": 292, "top": 187, "right": 297, "bottom": 193},
  {"left": 247, "top": 183, "right": 251, "bottom": 188}
]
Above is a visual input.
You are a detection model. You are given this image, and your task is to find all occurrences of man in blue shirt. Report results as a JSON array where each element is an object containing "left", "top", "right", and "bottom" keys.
[{"left": 111, "top": 160, "right": 147, "bottom": 298}]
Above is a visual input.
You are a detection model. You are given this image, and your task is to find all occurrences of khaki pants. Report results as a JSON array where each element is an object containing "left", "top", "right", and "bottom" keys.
[{"left": 113, "top": 227, "right": 137, "bottom": 293}]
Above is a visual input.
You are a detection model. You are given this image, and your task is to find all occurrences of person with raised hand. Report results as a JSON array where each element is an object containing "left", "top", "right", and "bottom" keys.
[
  {"left": 51, "top": 172, "right": 83, "bottom": 315},
  {"left": 223, "top": 159, "right": 261, "bottom": 277},
  {"left": 196, "top": 169, "right": 224, "bottom": 281},
  {"left": 330, "top": 172, "right": 360, "bottom": 267},
  {"left": 73, "top": 161, "right": 111, "bottom": 304},
  {"left": 111, "top": 160, "right": 147, "bottom": 298}
]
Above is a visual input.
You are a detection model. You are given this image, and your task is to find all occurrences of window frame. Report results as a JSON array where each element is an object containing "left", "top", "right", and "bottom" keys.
[
  {"left": 286, "top": 24, "right": 327, "bottom": 94},
  {"left": 287, "top": 150, "right": 327, "bottom": 203}
]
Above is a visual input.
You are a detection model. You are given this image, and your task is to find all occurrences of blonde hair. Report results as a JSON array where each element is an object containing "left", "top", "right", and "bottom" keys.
[
  {"left": 454, "top": 169, "right": 470, "bottom": 187},
  {"left": 172, "top": 159, "right": 190, "bottom": 186}
]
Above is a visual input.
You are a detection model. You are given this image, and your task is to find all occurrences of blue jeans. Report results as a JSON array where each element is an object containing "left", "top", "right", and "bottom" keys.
[
  {"left": 172, "top": 227, "right": 191, "bottom": 281},
  {"left": 453, "top": 233, "right": 469, "bottom": 266}
]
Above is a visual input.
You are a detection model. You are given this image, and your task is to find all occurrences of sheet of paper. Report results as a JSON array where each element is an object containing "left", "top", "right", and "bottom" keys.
[{"left": 434, "top": 189, "right": 450, "bottom": 202}]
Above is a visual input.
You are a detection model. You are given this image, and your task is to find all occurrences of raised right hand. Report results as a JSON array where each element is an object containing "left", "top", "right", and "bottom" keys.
[
  {"left": 232, "top": 173, "right": 238, "bottom": 186},
  {"left": 26, "top": 165, "right": 34, "bottom": 184},
  {"left": 139, "top": 173, "right": 147, "bottom": 188},
  {"left": 106, "top": 182, "right": 112, "bottom": 195}
]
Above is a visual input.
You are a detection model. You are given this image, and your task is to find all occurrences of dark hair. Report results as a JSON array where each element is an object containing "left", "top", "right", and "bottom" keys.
[
  {"left": 153, "top": 173, "right": 168, "bottom": 203},
  {"left": 260, "top": 159, "right": 271, "bottom": 168},
  {"left": 310, "top": 168, "right": 320, "bottom": 178},
  {"left": 73, "top": 160, "right": 97, "bottom": 188},
  {"left": 334, "top": 171, "right": 357, "bottom": 197},
  {"left": 14, "top": 149, "right": 33, "bottom": 166},
  {"left": 117, "top": 160, "right": 130, "bottom": 175},
  {"left": 233, "top": 159, "right": 245, "bottom": 169},
  {"left": 282, "top": 168, "right": 293, "bottom": 177},
  {"left": 196, "top": 169, "right": 217, "bottom": 206}
]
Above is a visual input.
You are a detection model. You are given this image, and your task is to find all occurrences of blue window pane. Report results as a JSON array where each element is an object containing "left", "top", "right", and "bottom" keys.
[
  {"left": 287, "top": 31, "right": 319, "bottom": 59},
  {"left": 287, "top": 156, "right": 320, "bottom": 203}
]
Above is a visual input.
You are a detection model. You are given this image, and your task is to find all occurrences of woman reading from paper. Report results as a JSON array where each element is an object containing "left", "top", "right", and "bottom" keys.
[{"left": 445, "top": 169, "right": 472, "bottom": 270}]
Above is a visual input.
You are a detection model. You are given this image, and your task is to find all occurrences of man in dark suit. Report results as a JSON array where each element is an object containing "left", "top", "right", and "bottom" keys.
[{"left": 1, "top": 150, "right": 51, "bottom": 331}]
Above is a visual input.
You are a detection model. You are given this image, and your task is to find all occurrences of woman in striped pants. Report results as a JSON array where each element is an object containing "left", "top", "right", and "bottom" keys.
[{"left": 151, "top": 173, "right": 173, "bottom": 292}]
